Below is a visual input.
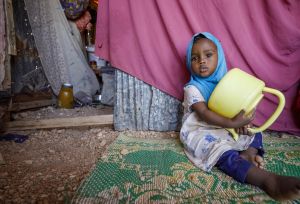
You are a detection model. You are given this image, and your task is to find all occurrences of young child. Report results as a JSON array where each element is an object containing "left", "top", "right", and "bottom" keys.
[{"left": 180, "top": 32, "right": 300, "bottom": 201}]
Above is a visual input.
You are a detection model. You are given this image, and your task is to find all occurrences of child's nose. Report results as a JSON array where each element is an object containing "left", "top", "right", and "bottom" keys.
[{"left": 200, "top": 57, "right": 206, "bottom": 64}]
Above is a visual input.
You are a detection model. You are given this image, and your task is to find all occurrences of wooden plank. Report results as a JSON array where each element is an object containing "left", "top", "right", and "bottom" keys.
[
  {"left": 9, "top": 99, "right": 55, "bottom": 112},
  {"left": 4, "top": 115, "right": 113, "bottom": 131}
]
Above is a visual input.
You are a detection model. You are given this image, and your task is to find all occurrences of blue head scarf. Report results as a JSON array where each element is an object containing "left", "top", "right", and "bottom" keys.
[{"left": 186, "top": 32, "right": 227, "bottom": 102}]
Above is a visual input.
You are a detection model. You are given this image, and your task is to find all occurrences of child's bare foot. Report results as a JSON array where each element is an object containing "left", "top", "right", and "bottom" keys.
[
  {"left": 240, "top": 147, "right": 264, "bottom": 168},
  {"left": 263, "top": 174, "right": 300, "bottom": 201},
  {"left": 246, "top": 167, "right": 300, "bottom": 201}
]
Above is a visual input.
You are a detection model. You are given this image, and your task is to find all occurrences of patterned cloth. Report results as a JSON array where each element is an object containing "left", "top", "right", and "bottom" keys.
[
  {"left": 180, "top": 85, "right": 255, "bottom": 171},
  {"left": 60, "top": 0, "right": 89, "bottom": 20}
]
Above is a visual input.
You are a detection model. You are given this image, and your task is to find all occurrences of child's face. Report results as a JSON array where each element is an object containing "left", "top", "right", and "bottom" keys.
[{"left": 191, "top": 38, "right": 218, "bottom": 77}]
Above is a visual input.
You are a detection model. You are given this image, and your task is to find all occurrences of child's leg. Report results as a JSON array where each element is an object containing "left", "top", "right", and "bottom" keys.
[
  {"left": 216, "top": 133, "right": 265, "bottom": 182},
  {"left": 216, "top": 150, "right": 251, "bottom": 183},
  {"left": 240, "top": 133, "right": 264, "bottom": 168},
  {"left": 248, "top": 132, "right": 264, "bottom": 155},
  {"left": 246, "top": 164, "right": 300, "bottom": 201},
  {"left": 216, "top": 149, "right": 300, "bottom": 201}
]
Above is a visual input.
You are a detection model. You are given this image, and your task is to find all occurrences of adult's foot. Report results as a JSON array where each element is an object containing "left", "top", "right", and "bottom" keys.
[{"left": 240, "top": 147, "right": 264, "bottom": 168}]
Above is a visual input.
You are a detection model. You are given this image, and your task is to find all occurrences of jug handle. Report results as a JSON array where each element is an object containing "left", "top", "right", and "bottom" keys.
[
  {"left": 227, "top": 87, "right": 285, "bottom": 141},
  {"left": 226, "top": 128, "right": 239, "bottom": 141}
]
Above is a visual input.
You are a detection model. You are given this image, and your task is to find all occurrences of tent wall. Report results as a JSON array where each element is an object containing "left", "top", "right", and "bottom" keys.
[{"left": 114, "top": 69, "right": 182, "bottom": 131}]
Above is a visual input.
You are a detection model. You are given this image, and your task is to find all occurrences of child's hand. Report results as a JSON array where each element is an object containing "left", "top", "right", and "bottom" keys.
[
  {"left": 230, "top": 110, "right": 255, "bottom": 128},
  {"left": 235, "top": 124, "right": 254, "bottom": 136}
]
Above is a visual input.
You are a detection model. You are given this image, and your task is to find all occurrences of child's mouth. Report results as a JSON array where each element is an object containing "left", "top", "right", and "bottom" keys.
[{"left": 200, "top": 66, "right": 208, "bottom": 73}]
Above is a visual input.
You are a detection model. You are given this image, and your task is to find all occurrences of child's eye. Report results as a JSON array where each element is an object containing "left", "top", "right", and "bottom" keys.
[
  {"left": 191, "top": 56, "right": 199, "bottom": 62},
  {"left": 206, "top": 53, "right": 213, "bottom": 58}
]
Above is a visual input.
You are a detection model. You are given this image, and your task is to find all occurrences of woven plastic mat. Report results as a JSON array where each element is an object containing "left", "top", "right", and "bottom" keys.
[{"left": 72, "top": 132, "right": 300, "bottom": 204}]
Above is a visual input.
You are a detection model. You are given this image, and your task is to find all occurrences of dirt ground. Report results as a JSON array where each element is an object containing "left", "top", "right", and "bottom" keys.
[
  {"left": 0, "top": 127, "right": 119, "bottom": 204},
  {"left": 0, "top": 105, "right": 117, "bottom": 203},
  {"left": 0, "top": 105, "right": 298, "bottom": 203}
]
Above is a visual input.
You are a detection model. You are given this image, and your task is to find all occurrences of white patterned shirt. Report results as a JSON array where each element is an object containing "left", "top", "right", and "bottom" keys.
[{"left": 180, "top": 85, "right": 255, "bottom": 171}]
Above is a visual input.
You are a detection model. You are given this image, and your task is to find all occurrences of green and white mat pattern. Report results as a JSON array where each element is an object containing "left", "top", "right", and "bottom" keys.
[{"left": 72, "top": 132, "right": 300, "bottom": 203}]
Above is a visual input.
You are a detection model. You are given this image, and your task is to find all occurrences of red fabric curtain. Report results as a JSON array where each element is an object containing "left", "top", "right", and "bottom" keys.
[{"left": 95, "top": 0, "right": 300, "bottom": 135}]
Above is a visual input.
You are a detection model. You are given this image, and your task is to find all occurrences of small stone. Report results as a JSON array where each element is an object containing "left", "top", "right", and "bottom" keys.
[
  {"left": 48, "top": 149, "right": 55, "bottom": 154},
  {"left": 101, "top": 155, "right": 108, "bottom": 159},
  {"left": 57, "top": 186, "right": 64, "bottom": 192},
  {"left": 19, "top": 149, "right": 25, "bottom": 153},
  {"left": 57, "top": 129, "right": 64, "bottom": 134},
  {"left": 97, "top": 132, "right": 103, "bottom": 138},
  {"left": 40, "top": 194, "right": 48, "bottom": 198},
  {"left": 24, "top": 160, "right": 33, "bottom": 165},
  {"left": 251, "top": 195, "right": 264, "bottom": 202},
  {"left": 120, "top": 149, "right": 129, "bottom": 155},
  {"left": 100, "top": 140, "right": 106, "bottom": 147},
  {"left": 90, "top": 129, "right": 98, "bottom": 133}
]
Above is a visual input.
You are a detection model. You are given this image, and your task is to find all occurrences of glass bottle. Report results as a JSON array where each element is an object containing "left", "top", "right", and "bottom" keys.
[{"left": 58, "top": 83, "right": 74, "bottom": 109}]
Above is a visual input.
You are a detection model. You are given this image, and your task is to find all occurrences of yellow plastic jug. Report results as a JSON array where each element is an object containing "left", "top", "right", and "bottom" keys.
[{"left": 208, "top": 68, "right": 285, "bottom": 140}]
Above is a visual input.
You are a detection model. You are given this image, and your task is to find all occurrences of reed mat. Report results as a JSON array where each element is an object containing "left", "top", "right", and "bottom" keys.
[{"left": 72, "top": 132, "right": 300, "bottom": 204}]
